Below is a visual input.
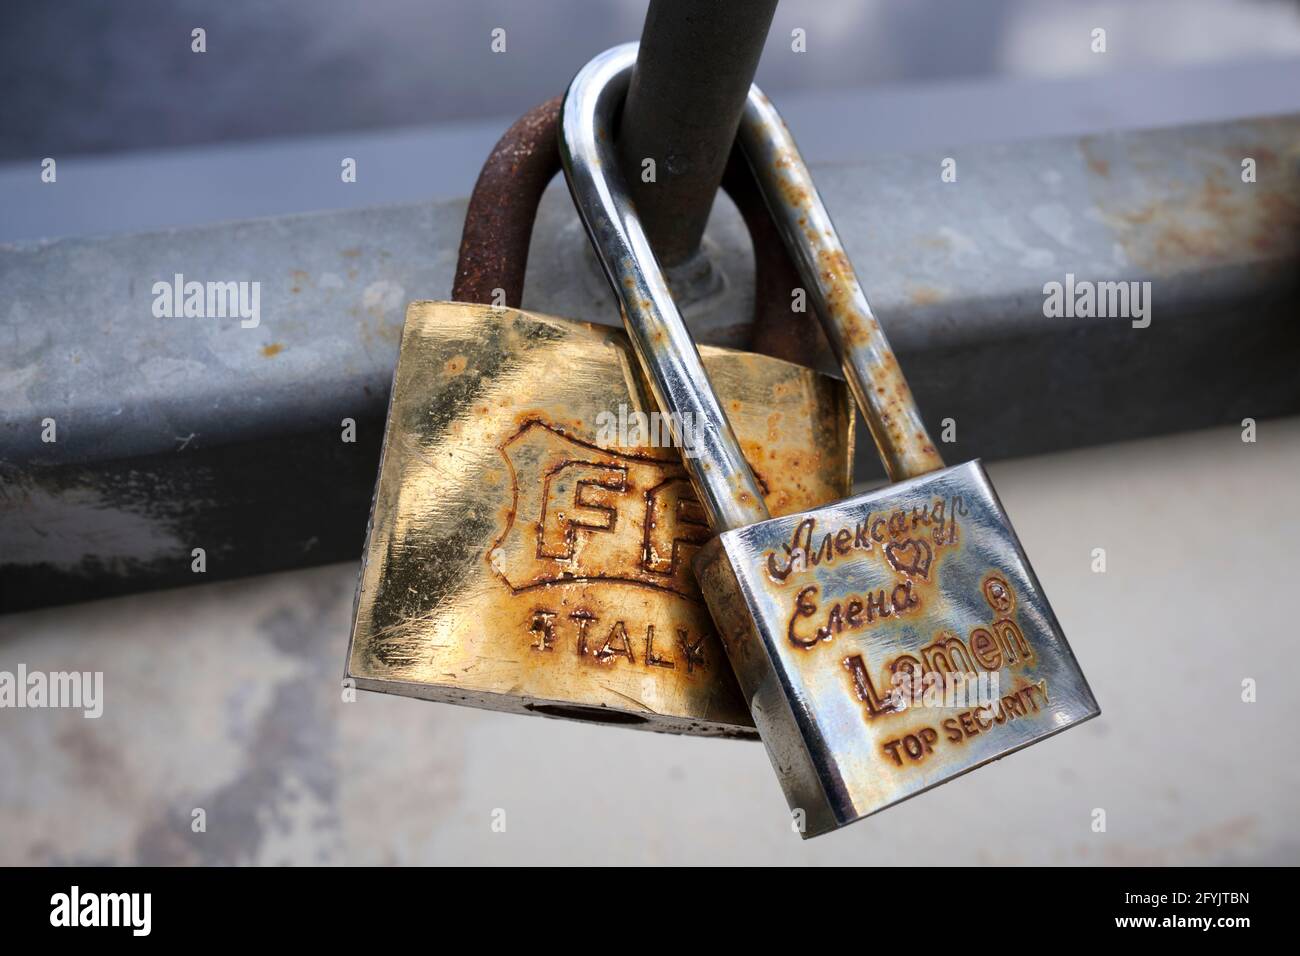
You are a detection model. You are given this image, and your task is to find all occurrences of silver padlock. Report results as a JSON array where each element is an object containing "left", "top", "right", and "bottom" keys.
[{"left": 561, "top": 44, "right": 1099, "bottom": 838}]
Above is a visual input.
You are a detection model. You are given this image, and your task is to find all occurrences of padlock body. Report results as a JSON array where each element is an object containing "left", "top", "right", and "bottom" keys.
[
  {"left": 695, "top": 461, "right": 1099, "bottom": 833},
  {"left": 347, "top": 301, "right": 854, "bottom": 736}
]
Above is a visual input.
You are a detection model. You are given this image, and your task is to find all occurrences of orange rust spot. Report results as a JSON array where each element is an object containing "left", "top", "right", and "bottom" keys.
[
  {"left": 341, "top": 247, "right": 362, "bottom": 258},
  {"left": 1253, "top": 146, "right": 1278, "bottom": 167},
  {"left": 908, "top": 286, "right": 944, "bottom": 306},
  {"left": 766, "top": 411, "right": 783, "bottom": 442},
  {"left": 260, "top": 342, "right": 284, "bottom": 358},
  {"left": 1118, "top": 206, "right": 1157, "bottom": 225},
  {"left": 839, "top": 310, "right": 877, "bottom": 348},
  {"left": 1152, "top": 225, "right": 1220, "bottom": 260},
  {"left": 1190, "top": 176, "right": 1236, "bottom": 220},
  {"left": 778, "top": 177, "right": 809, "bottom": 208},
  {"left": 1087, "top": 156, "right": 1110, "bottom": 177},
  {"left": 1108, "top": 169, "right": 1300, "bottom": 269},
  {"left": 444, "top": 355, "right": 468, "bottom": 376}
]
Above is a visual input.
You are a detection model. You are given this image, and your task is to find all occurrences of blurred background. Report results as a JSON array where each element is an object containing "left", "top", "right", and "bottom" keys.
[
  {"left": 8, "top": 0, "right": 1300, "bottom": 156},
  {"left": 1, "top": 0, "right": 1298, "bottom": 864},
  {"left": 5, "top": 0, "right": 1300, "bottom": 239},
  {"left": 3, "top": 423, "right": 1297, "bottom": 865}
]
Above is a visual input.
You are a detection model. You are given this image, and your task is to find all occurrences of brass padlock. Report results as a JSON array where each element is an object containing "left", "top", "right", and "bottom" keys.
[
  {"left": 345, "top": 99, "right": 855, "bottom": 736},
  {"left": 562, "top": 45, "right": 1099, "bottom": 834}
]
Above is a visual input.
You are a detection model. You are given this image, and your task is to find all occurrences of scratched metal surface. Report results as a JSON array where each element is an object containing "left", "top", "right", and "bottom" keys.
[
  {"left": 700, "top": 462, "right": 1099, "bottom": 836},
  {"left": 0, "top": 418, "right": 1294, "bottom": 864},
  {"left": 346, "top": 302, "right": 852, "bottom": 736}
]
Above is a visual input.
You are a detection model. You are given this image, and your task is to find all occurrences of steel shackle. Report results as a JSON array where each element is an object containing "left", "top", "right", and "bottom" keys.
[
  {"left": 561, "top": 44, "right": 768, "bottom": 533},
  {"left": 560, "top": 43, "right": 943, "bottom": 534},
  {"left": 562, "top": 45, "right": 1099, "bottom": 838}
]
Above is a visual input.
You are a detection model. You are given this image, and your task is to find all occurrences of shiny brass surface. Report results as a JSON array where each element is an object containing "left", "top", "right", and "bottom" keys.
[{"left": 346, "top": 302, "right": 853, "bottom": 735}]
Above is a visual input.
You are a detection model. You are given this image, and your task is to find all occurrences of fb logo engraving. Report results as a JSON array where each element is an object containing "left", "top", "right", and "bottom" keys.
[{"left": 488, "top": 421, "right": 713, "bottom": 598}]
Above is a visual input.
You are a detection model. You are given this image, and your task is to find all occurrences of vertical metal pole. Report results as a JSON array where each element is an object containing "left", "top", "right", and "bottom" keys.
[{"left": 618, "top": 0, "right": 778, "bottom": 269}]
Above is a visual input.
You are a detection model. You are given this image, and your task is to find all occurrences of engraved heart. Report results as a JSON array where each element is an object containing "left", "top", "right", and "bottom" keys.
[{"left": 885, "top": 538, "right": 933, "bottom": 579}]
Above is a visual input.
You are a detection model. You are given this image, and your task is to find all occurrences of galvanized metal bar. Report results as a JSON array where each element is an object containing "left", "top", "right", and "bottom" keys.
[
  {"left": 562, "top": 44, "right": 769, "bottom": 533},
  {"left": 3, "top": 115, "right": 1297, "bottom": 612},
  {"left": 619, "top": 0, "right": 777, "bottom": 268}
]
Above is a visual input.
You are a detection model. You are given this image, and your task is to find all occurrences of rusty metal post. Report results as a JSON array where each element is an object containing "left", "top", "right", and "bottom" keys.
[{"left": 618, "top": 0, "right": 778, "bottom": 269}]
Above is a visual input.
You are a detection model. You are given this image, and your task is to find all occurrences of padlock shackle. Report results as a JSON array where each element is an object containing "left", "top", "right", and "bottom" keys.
[
  {"left": 737, "top": 91, "right": 945, "bottom": 481},
  {"left": 454, "top": 94, "right": 834, "bottom": 375},
  {"left": 453, "top": 97, "right": 563, "bottom": 308},
  {"left": 563, "top": 44, "right": 944, "bottom": 506},
  {"left": 561, "top": 45, "right": 771, "bottom": 533}
]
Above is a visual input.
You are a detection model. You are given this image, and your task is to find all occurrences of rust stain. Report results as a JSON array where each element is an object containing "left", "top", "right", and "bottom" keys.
[
  {"left": 778, "top": 176, "right": 809, "bottom": 209},
  {"left": 374, "top": 321, "right": 403, "bottom": 345},
  {"left": 907, "top": 286, "right": 944, "bottom": 306},
  {"left": 449, "top": 98, "right": 561, "bottom": 308},
  {"left": 260, "top": 342, "right": 284, "bottom": 358},
  {"left": 808, "top": 245, "right": 943, "bottom": 477},
  {"left": 1094, "top": 134, "right": 1300, "bottom": 271},
  {"left": 1116, "top": 206, "right": 1156, "bottom": 225}
]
